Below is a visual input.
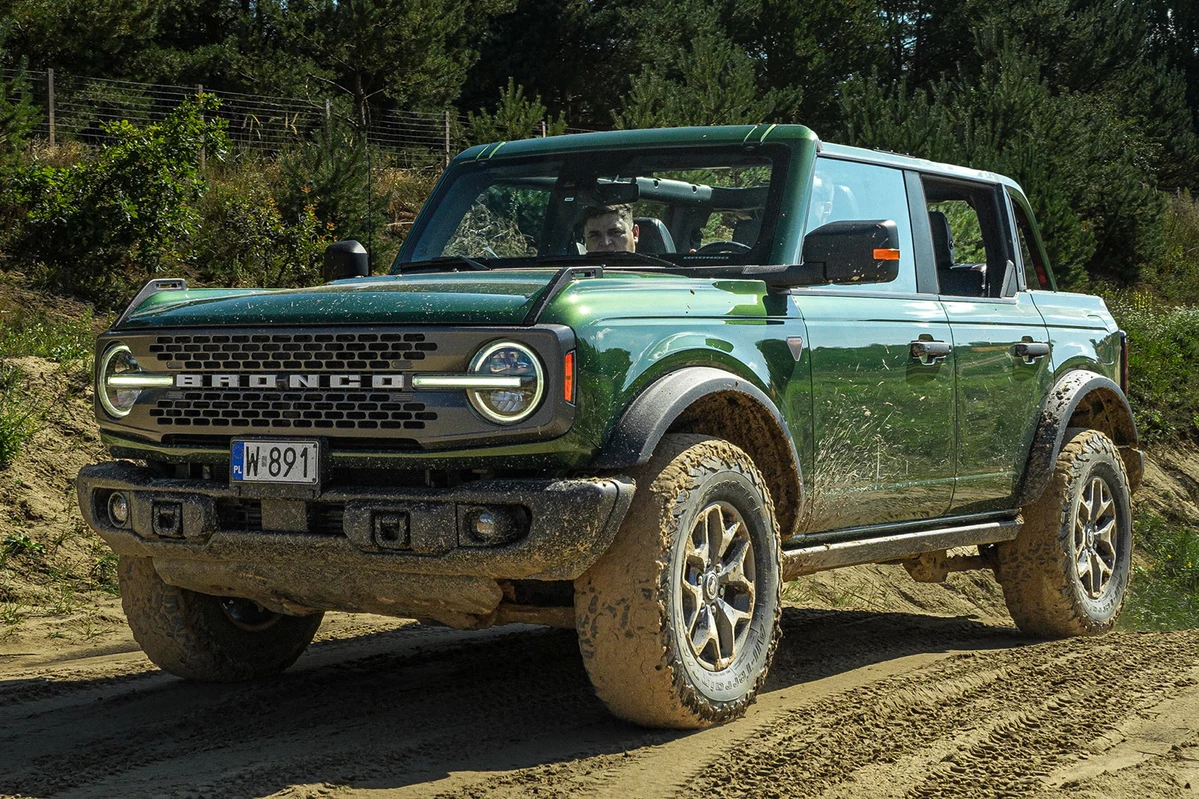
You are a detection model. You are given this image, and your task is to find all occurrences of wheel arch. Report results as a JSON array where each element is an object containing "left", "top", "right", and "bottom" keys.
[
  {"left": 590, "top": 366, "right": 803, "bottom": 538},
  {"left": 1017, "top": 370, "right": 1142, "bottom": 506}
]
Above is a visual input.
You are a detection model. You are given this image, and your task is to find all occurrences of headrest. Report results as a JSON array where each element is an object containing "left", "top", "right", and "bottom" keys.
[
  {"left": 633, "top": 217, "right": 675, "bottom": 255},
  {"left": 928, "top": 211, "right": 955, "bottom": 271},
  {"left": 733, "top": 216, "right": 763, "bottom": 246}
]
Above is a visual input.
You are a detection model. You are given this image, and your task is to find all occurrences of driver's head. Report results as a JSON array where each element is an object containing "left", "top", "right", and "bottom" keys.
[{"left": 583, "top": 204, "right": 639, "bottom": 253}]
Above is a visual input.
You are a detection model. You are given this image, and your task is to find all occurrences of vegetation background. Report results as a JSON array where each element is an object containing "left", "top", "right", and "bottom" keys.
[{"left": 0, "top": 0, "right": 1198, "bottom": 630}]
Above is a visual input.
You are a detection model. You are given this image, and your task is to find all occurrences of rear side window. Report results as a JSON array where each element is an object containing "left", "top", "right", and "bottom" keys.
[
  {"left": 1009, "top": 193, "right": 1052, "bottom": 290},
  {"left": 806, "top": 158, "right": 916, "bottom": 293}
]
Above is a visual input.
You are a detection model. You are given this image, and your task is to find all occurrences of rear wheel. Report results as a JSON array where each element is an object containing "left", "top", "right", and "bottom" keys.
[
  {"left": 119, "top": 556, "right": 323, "bottom": 681},
  {"left": 574, "top": 435, "right": 781, "bottom": 728},
  {"left": 996, "top": 428, "right": 1133, "bottom": 637}
]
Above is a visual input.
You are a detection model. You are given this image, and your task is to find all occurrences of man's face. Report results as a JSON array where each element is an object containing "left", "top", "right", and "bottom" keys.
[{"left": 584, "top": 212, "right": 639, "bottom": 253}]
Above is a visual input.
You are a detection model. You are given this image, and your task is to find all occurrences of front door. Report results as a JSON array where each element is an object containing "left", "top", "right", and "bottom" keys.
[{"left": 796, "top": 156, "right": 956, "bottom": 533}]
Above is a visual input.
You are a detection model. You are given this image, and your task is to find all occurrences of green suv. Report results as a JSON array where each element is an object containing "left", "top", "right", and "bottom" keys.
[{"left": 77, "top": 125, "right": 1142, "bottom": 728}]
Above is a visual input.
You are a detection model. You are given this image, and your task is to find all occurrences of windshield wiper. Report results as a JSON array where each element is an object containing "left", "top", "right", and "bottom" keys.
[{"left": 397, "top": 255, "right": 491, "bottom": 274}]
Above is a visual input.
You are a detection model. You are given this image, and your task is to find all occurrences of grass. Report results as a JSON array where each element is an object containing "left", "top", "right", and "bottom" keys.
[
  {"left": 0, "top": 308, "right": 95, "bottom": 366},
  {"left": 1119, "top": 511, "right": 1199, "bottom": 631},
  {"left": 0, "top": 364, "right": 40, "bottom": 468},
  {"left": 0, "top": 307, "right": 96, "bottom": 469}
]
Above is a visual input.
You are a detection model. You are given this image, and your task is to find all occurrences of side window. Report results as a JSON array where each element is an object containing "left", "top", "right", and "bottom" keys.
[
  {"left": 922, "top": 177, "right": 1015, "bottom": 298},
  {"left": 1009, "top": 193, "right": 1052, "bottom": 290},
  {"left": 806, "top": 158, "right": 916, "bottom": 293}
]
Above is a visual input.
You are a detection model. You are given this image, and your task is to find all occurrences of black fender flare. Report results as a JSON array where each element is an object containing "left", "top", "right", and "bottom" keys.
[
  {"left": 1016, "top": 370, "right": 1142, "bottom": 506},
  {"left": 590, "top": 366, "right": 798, "bottom": 468}
]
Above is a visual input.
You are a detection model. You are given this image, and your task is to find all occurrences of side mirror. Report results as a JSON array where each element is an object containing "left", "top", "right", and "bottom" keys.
[
  {"left": 782, "top": 219, "right": 901, "bottom": 288},
  {"left": 323, "top": 240, "right": 370, "bottom": 282}
]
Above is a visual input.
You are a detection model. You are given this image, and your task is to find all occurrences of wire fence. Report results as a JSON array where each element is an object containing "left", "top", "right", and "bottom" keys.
[{"left": 3, "top": 68, "right": 594, "bottom": 166}]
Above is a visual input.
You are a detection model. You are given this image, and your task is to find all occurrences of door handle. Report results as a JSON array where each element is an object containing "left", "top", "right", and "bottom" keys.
[
  {"left": 1012, "top": 341, "right": 1050, "bottom": 364},
  {"left": 910, "top": 339, "right": 952, "bottom": 365}
]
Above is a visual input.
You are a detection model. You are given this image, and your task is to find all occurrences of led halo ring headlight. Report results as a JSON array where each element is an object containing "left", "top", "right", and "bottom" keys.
[
  {"left": 98, "top": 343, "right": 143, "bottom": 418},
  {"left": 467, "top": 341, "right": 545, "bottom": 424}
]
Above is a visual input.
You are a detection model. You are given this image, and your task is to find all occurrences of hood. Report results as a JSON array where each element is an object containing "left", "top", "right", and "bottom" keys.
[{"left": 116, "top": 271, "right": 559, "bottom": 329}]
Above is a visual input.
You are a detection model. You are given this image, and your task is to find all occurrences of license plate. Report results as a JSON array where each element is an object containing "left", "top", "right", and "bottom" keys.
[{"left": 231, "top": 440, "right": 320, "bottom": 484}]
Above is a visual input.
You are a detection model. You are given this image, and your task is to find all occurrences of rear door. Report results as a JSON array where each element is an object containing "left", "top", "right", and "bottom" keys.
[{"left": 916, "top": 175, "right": 1052, "bottom": 512}]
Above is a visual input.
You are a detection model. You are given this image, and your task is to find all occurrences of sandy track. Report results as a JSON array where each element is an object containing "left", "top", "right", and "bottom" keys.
[{"left": 1, "top": 608, "right": 1196, "bottom": 799}]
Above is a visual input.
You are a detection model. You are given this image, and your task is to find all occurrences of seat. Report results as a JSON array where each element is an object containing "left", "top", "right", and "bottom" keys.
[
  {"left": 733, "top": 216, "right": 763, "bottom": 247},
  {"left": 634, "top": 218, "right": 676, "bottom": 255},
  {"left": 929, "top": 211, "right": 984, "bottom": 296}
]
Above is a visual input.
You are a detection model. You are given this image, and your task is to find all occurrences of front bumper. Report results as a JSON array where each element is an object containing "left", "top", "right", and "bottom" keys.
[{"left": 78, "top": 462, "right": 633, "bottom": 622}]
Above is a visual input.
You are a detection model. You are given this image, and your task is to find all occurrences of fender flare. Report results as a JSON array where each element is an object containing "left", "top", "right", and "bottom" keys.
[
  {"left": 591, "top": 365, "right": 802, "bottom": 474},
  {"left": 1016, "top": 371, "right": 1142, "bottom": 506}
]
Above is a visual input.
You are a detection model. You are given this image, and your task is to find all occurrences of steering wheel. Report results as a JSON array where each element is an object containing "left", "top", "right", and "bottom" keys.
[{"left": 693, "top": 241, "right": 752, "bottom": 255}]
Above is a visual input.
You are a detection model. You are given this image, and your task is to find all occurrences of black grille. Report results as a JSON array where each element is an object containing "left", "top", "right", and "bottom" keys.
[
  {"left": 217, "top": 499, "right": 262, "bottom": 531},
  {"left": 148, "top": 332, "right": 437, "bottom": 371},
  {"left": 216, "top": 499, "right": 346, "bottom": 537},
  {"left": 149, "top": 391, "right": 437, "bottom": 430}
]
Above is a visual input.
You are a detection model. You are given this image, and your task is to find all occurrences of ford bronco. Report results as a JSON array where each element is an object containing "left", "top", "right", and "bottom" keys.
[{"left": 77, "top": 125, "right": 1142, "bottom": 728}]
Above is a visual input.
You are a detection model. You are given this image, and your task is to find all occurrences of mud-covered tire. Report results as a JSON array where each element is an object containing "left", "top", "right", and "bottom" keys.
[
  {"left": 574, "top": 434, "right": 782, "bottom": 729},
  {"left": 996, "top": 428, "right": 1133, "bottom": 637},
  {"left": 119, "top": 556, "right": 324, "bottom": 681}
]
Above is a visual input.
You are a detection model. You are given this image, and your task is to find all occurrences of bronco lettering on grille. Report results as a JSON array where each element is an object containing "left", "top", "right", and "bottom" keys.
[{"left": 173, "top": 374, "right": 406, "bottom": 389}]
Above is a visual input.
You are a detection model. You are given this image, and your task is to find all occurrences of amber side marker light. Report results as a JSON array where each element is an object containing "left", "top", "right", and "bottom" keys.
[
  {"left": 564, "top": 351, "right": 576, "bottom": 403},
  {"left": 873, "top": 248, "right": 901, "bottom": 260}
]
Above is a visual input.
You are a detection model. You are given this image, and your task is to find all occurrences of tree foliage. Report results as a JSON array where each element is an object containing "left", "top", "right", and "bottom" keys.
[{"left": 1, "top": 0, "right": 1198, "bottom": 288}]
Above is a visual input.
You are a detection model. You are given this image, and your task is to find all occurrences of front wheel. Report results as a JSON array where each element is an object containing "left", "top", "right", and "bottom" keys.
[
  {"left": 119, "top": 556, "right": 324, "bottom": 681},
  {"left": 996, "top": 428, "right": 1133, "bottom": 637},
  {"left": 574, "top": 435, "right": 781, "bottom": 728}
]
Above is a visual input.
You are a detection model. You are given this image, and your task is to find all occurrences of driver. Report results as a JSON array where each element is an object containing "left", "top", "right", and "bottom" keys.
[{"left": 582, "top": 204, "right": 639, "bottom": 253}]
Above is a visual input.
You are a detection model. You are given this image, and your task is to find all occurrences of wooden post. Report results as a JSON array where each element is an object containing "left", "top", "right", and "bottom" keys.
[
  {"left": 324, "top": 98, "right": 331, "bottom": 132},
  {"left": 196, "top": 84, "right": 205, "bottom": 170},
  {"left": 540, "top": 120, "right": 547, "bottom": 138},
  {"left": 47, "top": 68, "right": 55, "bottom": 146},
  {"left": 444, "top": 110, "right": 451, "bottom": 166}
]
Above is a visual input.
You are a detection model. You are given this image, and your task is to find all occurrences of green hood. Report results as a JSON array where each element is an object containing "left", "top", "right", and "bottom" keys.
[{"left": 116, "top": 272, "right": 559, "bottom": 329}]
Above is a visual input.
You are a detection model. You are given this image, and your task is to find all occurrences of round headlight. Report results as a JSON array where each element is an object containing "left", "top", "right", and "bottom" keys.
[
  {"left": 98, "top": 344, "right": 141, "bottom": 418},
  {"left": 468, "top": 342, "right": 544, "bottom": 424}
]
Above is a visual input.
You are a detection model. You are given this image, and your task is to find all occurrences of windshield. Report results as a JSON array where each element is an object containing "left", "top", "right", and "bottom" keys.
[{"left": 395, "top": 145, "right": 786, "bottom": 271}]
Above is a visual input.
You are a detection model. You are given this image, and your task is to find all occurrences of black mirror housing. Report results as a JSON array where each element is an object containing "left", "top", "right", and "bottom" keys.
[
  {"left": 323, "top": 240, "right": 370, "bottom": 282},
  {"left": 772, "top": 219, "right": 900, "bottom": 289}
]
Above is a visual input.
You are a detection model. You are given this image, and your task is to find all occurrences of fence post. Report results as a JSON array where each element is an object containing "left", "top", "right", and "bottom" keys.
[
  {"left": 196, "top": 84, "right": 206, "bottom": 170},
  {"left": 47, "top": 68, "right": 55, "bottom": 146},
  {"left": 444, "top": 110, "right": 451, "bottom": 166},
  {"left": 540, "top": 120, "right": 547, "bottom": 138},
  {"left": 324, "top": 98, "right": 331, "bottom": 133}
]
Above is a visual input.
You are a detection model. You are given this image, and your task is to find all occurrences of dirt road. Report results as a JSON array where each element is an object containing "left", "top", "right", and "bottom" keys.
[{"left": 2, "top": 602, "right": 1197, "bottom": 799}]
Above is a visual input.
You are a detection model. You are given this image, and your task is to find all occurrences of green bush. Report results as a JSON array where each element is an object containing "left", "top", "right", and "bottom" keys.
[
  {"left": 10, "top": 95, "right": 228, "bottom": 307},
  {"left": 1121, "top": 511, "right": 1199, "bottom": 631},
  {"left": 192, "top": 164, "right": 329, "bottom": 288},
  {"left": 278, "top": 120, "right": 387, "bottom": 268},
  {"left": 1106, "top": 295, "right": 1199, "bottom": 442}
]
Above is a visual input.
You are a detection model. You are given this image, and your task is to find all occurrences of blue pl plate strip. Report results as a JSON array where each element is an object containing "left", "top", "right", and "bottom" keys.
[{"left": 231, "top": 441, "right": 246, "bottom": 481}]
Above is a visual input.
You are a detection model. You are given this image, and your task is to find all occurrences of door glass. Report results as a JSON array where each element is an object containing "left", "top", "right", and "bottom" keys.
[{"left": 805, "top": 158, "right": 916, "bottom": 293}]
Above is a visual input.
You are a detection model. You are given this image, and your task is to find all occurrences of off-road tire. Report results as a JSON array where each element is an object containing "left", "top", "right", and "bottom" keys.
[
  {"left": 574, "top": 434, "right": 782, "bottom": 729},
  {"left": 119, "top": 556, "right": 323, "bottom": 681},
  {"left": 996, "top": 428, "right": 1132, "bottom": 637}
]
